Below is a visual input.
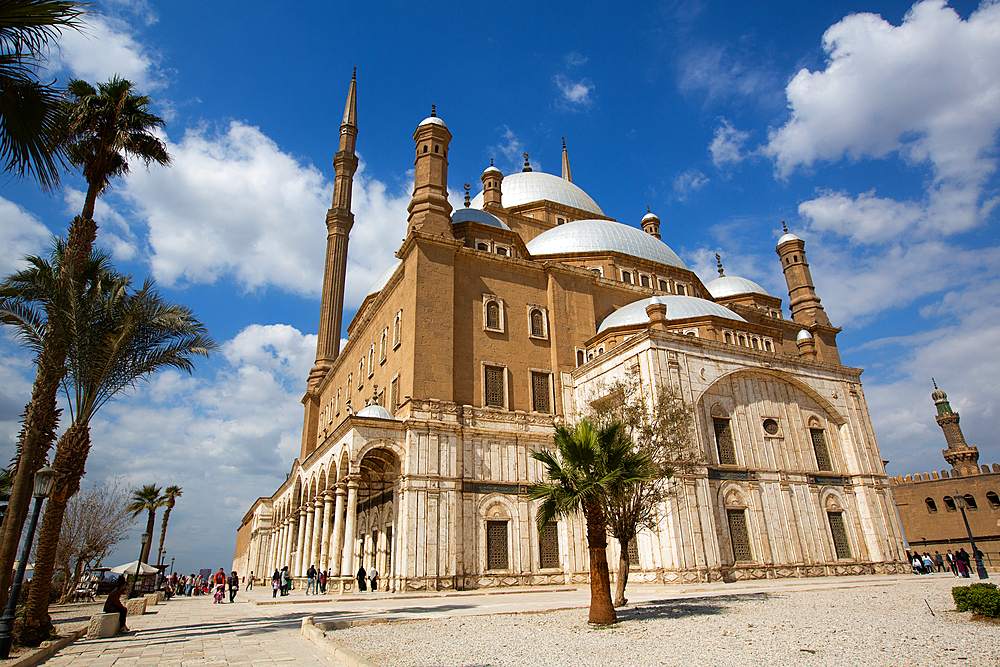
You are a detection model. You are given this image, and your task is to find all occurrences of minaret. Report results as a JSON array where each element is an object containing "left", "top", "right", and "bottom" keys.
[
  {"left": 406, "top": 105, "right": 453, "bottom": 236},
  {"left": 932, "top": 380, "right": 980, "bottom": 472},
  {"left": 481, "top": 159, "right": 503, "bottom": 209},
  {"left": 307, "top": 70, "right": 358, "bottom": 391},
  {"left": 641, "top": 206, "right": 661, "bottom": 240},
  {"left": 561, "top": 137, "right": 572, "bottom": 182},
  {"left": 775, "top": 222, "right": 831, "bottom": 327}
]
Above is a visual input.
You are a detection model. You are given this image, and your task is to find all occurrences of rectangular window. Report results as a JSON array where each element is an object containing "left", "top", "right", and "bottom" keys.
[
  {"left": 621, "top": 270, "right": 633, "bottom": 284},
  {"left": 379, "top": 328, "right": 387, "bottom": 363},
  {"left": 385, "top": 525, "right": 392, "bottom": 572},
  {"left": 393, "top": 310, "right": 402, "bottom": 349},
  {"left": 390, "top": 375, "right": 399, "bottom": 414},
  {"left": 714, "top": 417, "right": 737, "bottom": 465},
  {"left": 485, "top": 365, "right": 505, "bottom": 408},
  {"left": 531, "top": 372, "right": 551, "bottom": 413},
  {"left": 658, "top": 279, "right": 669, "bottom": 292},
  {"left": 539, "top": 522, "right": 559, "bottom": 569},
  {"left": 627, "top": 537, "right": 640, "bottom": 567},
  {"left": 368, "top": 346, "right": 375, "bottom": 378},
  {"left": 676, "top": 284, "right": 687, "bottom": 296},
  {"left": 827, "top": 511, "right": 851, "bottom": 559},
  {"left": 640, "top": 274, "right": 650, "bottom": 288},
  {"left": 811, "top": 428, "right": 832, "bottom": 471},
  {"left": 727, "top": 509, "right": 752, "bottom": 562},
  {"left": 487, "top": 520, "right": 509, "bottom": 570}
]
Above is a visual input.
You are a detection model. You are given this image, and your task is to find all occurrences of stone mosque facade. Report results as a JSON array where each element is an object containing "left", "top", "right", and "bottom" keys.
[{"left": 233, "top": 74, "right": 908, "bottom": 590}]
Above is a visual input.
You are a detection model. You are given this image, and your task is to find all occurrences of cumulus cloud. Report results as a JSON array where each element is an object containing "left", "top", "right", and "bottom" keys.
[
  {"left": 766, "top": 0, "right": 1000, "bottom": 239},
  {"left": 0, "top": 197, "right": 52, "bottom": 276},
  {"left": 490, "top": 126, "right": 531, "bottom": 174},
  {"left": 709, "top": 118, "right": 750, "bottom": 169},
  {"left": 113, "top": 121, "right": 410, "bottom": 309},
  {"left": 676, "top": 43, "right": 782, "bottom": 107},
  {"left": 553, "top": 74, "right": 594, "bottom": 108},
  {"left": 672, "top": 169, "right": 709, "bottom": 201}
]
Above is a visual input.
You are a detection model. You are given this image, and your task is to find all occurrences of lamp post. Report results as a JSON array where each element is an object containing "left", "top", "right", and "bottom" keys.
[
  {"left": 128, "top": 532, "right": 151, "bottom": 598},
  {"left": 170, "top": 558, "right": 175, "bottom": 576},
  {"left": 0, "top": 466, "right": 56, "bottom": 658},
  {"left": 955, "top": 494, "right": 990, "bottom": 580}
]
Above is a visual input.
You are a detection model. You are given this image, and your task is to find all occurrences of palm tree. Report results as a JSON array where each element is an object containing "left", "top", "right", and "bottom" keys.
[
  {"left": 127, "top": 485, "right": 167, "bottom": 564},
  {"left": 0, "top": 0, "right": 84, "bottom": 189},
  {"left": 156, "top": 485, "right": 181, "bottom": 566},
  {"left": 7, "top": 259, "right": 215, "bottom": 645},
  {"left": 530, "top": 419, "right": 652, "bottom": 625}
]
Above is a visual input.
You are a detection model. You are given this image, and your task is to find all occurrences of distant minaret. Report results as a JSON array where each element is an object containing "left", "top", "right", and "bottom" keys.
[
  {"left": 406, "top": 105, "right": 453, "bottom": 236},
  {"left": 561, "top": 137, "right": 572, "bottom": 182},
  {"left": 931, "top": 380, "right": 980, "bottom": 472},
  {"left": 481, "top": 159, "right": 503, "bottom": 209},
  {"left": 775, "top": 222, "right": 831, "bottom": 327},
  {"left": 641, "top": 206, "right": 661, "bottom": 240},
  {"left": 307, "top": 70, "right": 358, "bottom": 391}
]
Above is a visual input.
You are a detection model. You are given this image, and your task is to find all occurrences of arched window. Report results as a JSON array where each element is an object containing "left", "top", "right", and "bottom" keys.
[
  {"left": 810, "top": 424, "right": 832, "bottom": 471},
  {"left": 486, "top": 301, "right": 500, "bottom": 329},
  {"left": 393, "top": 310, "right": 402, "bottom": 348},
  {"left": 963, "top": 494, "right": 978, "bottom": 510},
  {"left": 724, "top": 332, "right": 733, "bottom": 344},
  {"left": 379, "top": 329, "right": 387, "bottom": 362},
  {"left": 368, "top": 345, "right": 375, "bottom": 376},
  {"left": 943, "top": 496, "right": 957, "bottom": 512},
  {"left": 538, "top": 520, "right": 559, "bottom": 569},
  {"left": 738, "top": 334, "right": 747, "bottom": 346},
  {"left": 621, "top": 270, "right": 633, "bottom": 284},
  {"left": 764, "top": 340, "right": 774, "bottom": 352},
  {"left": 987, "top": 491, "right": 1000, "bottom": 509},
  {"left": 530, "top": 309, "right": 544, "bottom": 337},
  {"left": 477, "top": 242, "right": 489, "bottom": 251},
  {"left": 712, "top": 405, "right": 736, "bottom": 466},
  {"left": 358, "top": 359, "right": 364, "bottom": 388},
  {"left": 925, "top": 498, "right": 938, "bottom": 513}
]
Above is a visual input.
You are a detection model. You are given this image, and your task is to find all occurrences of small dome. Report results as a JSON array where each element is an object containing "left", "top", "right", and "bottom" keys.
[
  {"left": 366, "top": 259, "right": 402, "bottom": 297},
  {"left": 796, "top": 329, "right": 813, "bottom": 341},
  {"left": 418, "top": 116, "right": 447, "bottom": 128},
  {"left": 931, "top": 388, "right": 948, "bottom": 402},
  {"left": 470, "top": 171, "right": 604, "bottom": 215},
  {"left": 355, "top": 404, "right": 393, "bottom": 419},
  {"left": 706, "top": 275, "right": 771, "bottom": 299},
  {"left": 483, "top": 164, "right": 501, "bottom": 177},
  {"left": 777, "top": 232, "right": 801, "bottom": 245},
  {"left": 598, "top": 295, "right": 745, "bottom": 333},
  {"left": 452, "top": 208, "right": 510, "bottom": 230},
  {"left": 527, "top": 219, "right": 688, "bottom": 270},
  {"left": 642, "top": 210, "right": 660, "bottom": 223}
]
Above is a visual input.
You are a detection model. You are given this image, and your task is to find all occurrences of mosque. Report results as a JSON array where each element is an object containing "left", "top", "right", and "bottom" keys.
[{"left": 233, "top": 73, "right": 908, "bottom": 590}]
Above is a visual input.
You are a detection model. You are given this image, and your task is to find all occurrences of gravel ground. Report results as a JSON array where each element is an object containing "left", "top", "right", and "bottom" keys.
[{"left": 330, "top": 578, "right": 998, "bottom": 667}]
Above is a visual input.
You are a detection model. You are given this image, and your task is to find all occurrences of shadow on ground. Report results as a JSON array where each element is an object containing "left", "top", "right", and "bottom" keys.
[{"left": 616, "top": 593, "right": 769, "bottom": 622}]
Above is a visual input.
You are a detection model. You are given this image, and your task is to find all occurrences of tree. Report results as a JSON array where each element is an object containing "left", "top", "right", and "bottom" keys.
[
  {"left": 0, "top": 0, "right": 84, "bottom": 189},
  {"left": 40, "top": 477, "right": 135, "bottom": 604},
  {"left": 530, "top": 419, "right": 652, "bottom": 625},
  {"left": 588, "top": 373, "right": 699, "bottom": 607},
  {"left": 127, "top": 485, "right": 165, "bottom": 564},
  {"left": 156, "top": 485, "right": 181, "bottom": 566},
  {"left": 0, "top": 75, "right": 169, "bottom": 611},
  {"left": 10, "top": 261, "right": 215, "bottom": 645}
]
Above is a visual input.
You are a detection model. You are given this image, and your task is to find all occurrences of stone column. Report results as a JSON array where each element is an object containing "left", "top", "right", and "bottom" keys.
[
  {"left": 312, "top": 497, "right": 325, "bottom": 567},
  {"left": 280, "top": 519, "right": 291, "bottom": 569},
  {"left": 294, "top": 508, "right": 307, "bottom": 576},
  {"left": 330, "top": 484, "right": 347, "bottom": 577},
  {"left": 302, "top": 503, "right": 316, "bottom": 575},
  {"left": 319, "top": 492, "right": 334, "bottom": 571},
  {"left": 340, "top": 477, "right": 360, "bottom": 588}
]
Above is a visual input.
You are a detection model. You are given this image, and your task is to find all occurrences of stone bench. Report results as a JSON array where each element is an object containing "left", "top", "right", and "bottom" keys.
[
  {"left": 87, "top": 612, "right": 119, "bottom": 639},
  {"left": 144, "top": 593, "right": 159, "bottom": 606},
  {"left": 126, "top": 598, "right": 147, "bottom": 616}
]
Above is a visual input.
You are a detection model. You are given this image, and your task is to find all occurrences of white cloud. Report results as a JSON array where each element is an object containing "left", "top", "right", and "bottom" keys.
[
  {"left": 0, "top": 197, "right": 51, "bottom": 276},
  {"left": 709, "top": 118, "right": 750, "bottom": 169},
  {"left": 491, "top": 126, "right": 530, "bottom": 174},
  {"left": 564, "top": 52, "right": 588, "bottom": 67},
  {"left": 672, "top": 169, "right": 709, "bottom": 201},
  {"left": 114, "top": 121, "right": 411, "bottom": 309},
  {"left": 553, "top": 74, "right": 594, "bottom": 108},
  {"left": 676, "top": 43, "right": 781, "bottom": 107},
  {"left": 766, "top": 0, "right": 1000, "bottom": 239}
]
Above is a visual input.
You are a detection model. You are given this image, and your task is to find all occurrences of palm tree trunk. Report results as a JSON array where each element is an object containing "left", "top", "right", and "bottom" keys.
[
  {"left": 613, "top": 536, "right": 630, "bottom": 607},
  {"left": 583, "top": 500, "right": 616, "bottom": 625},
  {"left": 157, "top": 505, "right": 172, "bottom": 566},
  {"left": 59, "top": 559, "right": 86, "bottom": 605},
  {"left": 0, "top": 314, "right": 67, "bottom": 610},
  {"left": 141, "top": 511, "right": 156, "bottom": 564},
  {"left": 19, "top": 422, "right": 91, "bottom": 645},
  {"left": 80, "top": 183, "right": 102, "bottom": 224}
]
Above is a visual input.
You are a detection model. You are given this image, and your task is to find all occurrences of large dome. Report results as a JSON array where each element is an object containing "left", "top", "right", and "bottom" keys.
[
  {"left": 452, "top": 207, "right": 510, "bottom": 229},
  {"left": 470, "top": 171, "right": 604, "bottom": 216},
  {"left": 366, "top": 259, "right": 402, "bottom": 297},
  {"left": 705, "top": 275, "right": 770, "bottom": 299},
  {"left": 598, "top": 295, "right": 745, "bottom": 333},
  {"left": 526, "top": 219, "right": 688, "bottom": 270}
]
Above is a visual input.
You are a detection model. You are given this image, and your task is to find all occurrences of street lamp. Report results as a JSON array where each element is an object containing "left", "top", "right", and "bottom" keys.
[
  {"left": 0, "top": 465, "right": 56, "bottom": 658},
  {"left": 170, "top": 557, "right": 175, "bottom": 576},
  {"left": 955, "top": 494, "right": 990, "bottom": 580},
  {"left": 128, "top": 532, "right": 151, "bottom": 598}
]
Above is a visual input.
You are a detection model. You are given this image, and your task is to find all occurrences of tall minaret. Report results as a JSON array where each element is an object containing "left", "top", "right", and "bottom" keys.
[
  {"left": 406, "top": 105, "right": 452, "bottom": 236},
  {"left": 307, "top": 70, "right": 358, "bottom": 392},
  {"left": 932, "top": 380, "right": 980, "bottom": 472},
  {"left": 561, "top": 137, "right": 572, "bottom": 182},
  {"left": 775, "top": 222, "right": 831, "bottom": 327}
]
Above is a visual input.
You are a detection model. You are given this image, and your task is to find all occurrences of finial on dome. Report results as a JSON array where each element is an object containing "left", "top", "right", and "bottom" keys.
[
  {"left": 463, "top": 183, "right": 471, "bottom": 207},
  {"left": 352, "top": 66, "right": 356, "bottom": 81},
  {"left": 716, "top": 253, "right": 725, "bottom": 277},
  {"left": 647, "top": 205, "right": 651, "bottom": 213},
  {"left": 782, "top": 220, "right": 788, "bottom": 233},
  {"left": 933, "top": 377, "right": 938, "bottom": 390},
  {"left": 430, "top": 104, "right": 436, "bottom": 117},
  {"left": 522, "top": 152, "right": 532, "bottom": 172},
  {"left": 562, "top": 136, "right": 566, "bottom": 149},
  {"left": 490, "top": 157, "right": 494, "bottom": 166}
]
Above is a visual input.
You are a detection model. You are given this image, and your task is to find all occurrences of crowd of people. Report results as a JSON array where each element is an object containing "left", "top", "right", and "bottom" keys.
[
  {"left": 907, "top": 548, "right": 985, "bottom": 577},
  {"left": 267, "top": 563, "right": 382, "bottom": 596}
]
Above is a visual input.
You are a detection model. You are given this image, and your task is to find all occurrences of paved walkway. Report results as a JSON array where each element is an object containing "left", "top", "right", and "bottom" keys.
[{"left": 33, "top": 571, "right": 973, "bottom": 666}]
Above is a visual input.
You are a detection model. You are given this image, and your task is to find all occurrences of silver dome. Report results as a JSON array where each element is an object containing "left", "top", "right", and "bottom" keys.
[
  {"left": 355, "top": 404, "right": 393, "bottom": 419},
  {"left": 526, "top": 219, "right": 688, "bottom": 270},
  {"left": 366, "top": 259, "right": 402, "bottom": 297},
  {"left": 470, "top": 171, "right": 604, "bottom": 215},
  {"left": 706, "top": 275, "right": 771, "bottom": 299},
  {"left": 452, "top": 208, "right": 510, "bottom": 230},
  {"left": 418, "top": 116, "right": 447, "bottom": 128},
  {"left": 796, "top": 329, "right": 813, "bottom": 341},
  {"left": 598, "top": 295, "right": 745, "bottom": 333},
  {"left": 777, "top": 232, "right": 801, "bottom": 245}
]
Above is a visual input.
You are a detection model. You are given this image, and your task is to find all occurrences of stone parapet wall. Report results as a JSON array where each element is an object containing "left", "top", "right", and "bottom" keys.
[{"left": 889, "top": 463, "right": 1000, "bottom": 485}]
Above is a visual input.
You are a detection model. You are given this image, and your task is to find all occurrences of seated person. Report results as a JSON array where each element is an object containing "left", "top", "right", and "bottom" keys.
[{"left": 103, "top": 576, "right": 129, "bottom": 634}]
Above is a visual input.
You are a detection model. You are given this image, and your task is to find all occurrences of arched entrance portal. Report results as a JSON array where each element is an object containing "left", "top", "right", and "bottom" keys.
[{"left": 354, "top": 447, "right": 400, "bottom": 591}]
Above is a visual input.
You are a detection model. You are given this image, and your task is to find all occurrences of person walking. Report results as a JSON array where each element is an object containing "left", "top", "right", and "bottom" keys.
[
  {"left": 228, "top": 571, "right": 239, "bottom": 603},
  {"left": 271, "top": 569, "right": 281, "bottom": 598},
  {"left": 934, "top": 552, "right": 944, "bottom": 572},
  {"left": 280, "top": 566, "right": 290, "bottom": 595},
  {"left": 369, "top": 566, "right": 379, "bottom": 592},
  {"left": 357, "top": 565, "right": 367, "bottom": 592},
  {"left": 319, "top": 570, "right": 327, "bottom": 594},
  {"left": 103, "top": 576, "right": 130, "bottom": 634},
  {"left": 922, "top": 553, "right": 934, "bottom": 574},
  {"left": 306, "top": 564, "right": 317, "bottom": 595},
  {"left": 947, "top": 551, "right": 959, "bottom": 576},
  {"left": 246, "top": 571, "right": 254, "bottom": 591},
  {"left": 957, "top": 548, "right": 971, "bottom": 577}
]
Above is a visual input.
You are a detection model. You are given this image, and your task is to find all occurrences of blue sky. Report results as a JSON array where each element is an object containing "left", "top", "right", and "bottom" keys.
[{"left": 2, "top": 0, "right": 999, "bottom": 573}]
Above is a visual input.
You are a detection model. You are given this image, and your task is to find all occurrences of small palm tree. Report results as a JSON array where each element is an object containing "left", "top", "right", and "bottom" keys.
[
  {"left": 0, "top": 0, "right": 84, "bottom": 189},
  {"left": 156, "top": 485, "right": 182, "bottom": 566},
  {"left": 530, "top": 419, "right": 652, "bottom": 625},
  {"left": 127, "top": 485, "right": 167, "bottom": 564}
]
